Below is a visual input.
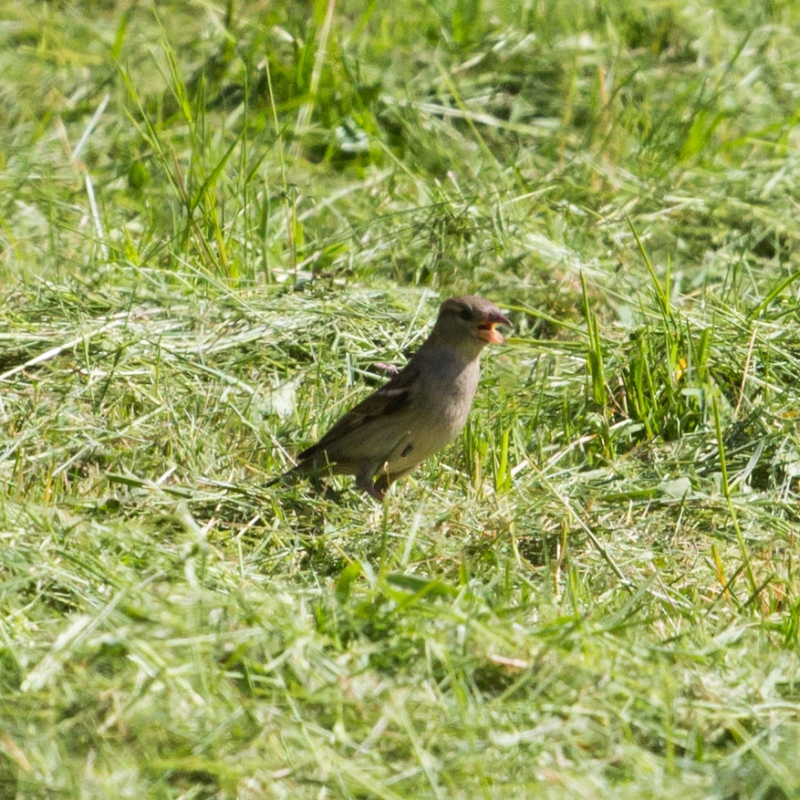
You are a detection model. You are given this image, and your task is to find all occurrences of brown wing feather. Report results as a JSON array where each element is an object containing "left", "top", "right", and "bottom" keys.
[{"left": 298, "top": 360, "right": 420, "bottom": 460}]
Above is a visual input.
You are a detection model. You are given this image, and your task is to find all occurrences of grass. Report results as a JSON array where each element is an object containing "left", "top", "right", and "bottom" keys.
[{"left": 2, "top": 0, "right": 800, "bottom": 797}]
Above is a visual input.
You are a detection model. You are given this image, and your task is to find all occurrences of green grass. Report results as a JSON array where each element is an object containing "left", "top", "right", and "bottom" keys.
[{"left": 2, "top": 0, "right": 800, "bottom": 797}]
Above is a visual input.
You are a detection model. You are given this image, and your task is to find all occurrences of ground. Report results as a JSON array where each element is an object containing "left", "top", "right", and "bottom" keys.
[{"left": 1, "top": 1, "right": 800, "bottom": 797}]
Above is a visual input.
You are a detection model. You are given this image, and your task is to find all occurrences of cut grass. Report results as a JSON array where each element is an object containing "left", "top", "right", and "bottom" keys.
[{"left": 2, "top": 0, "right": 800, "bottom": 797}]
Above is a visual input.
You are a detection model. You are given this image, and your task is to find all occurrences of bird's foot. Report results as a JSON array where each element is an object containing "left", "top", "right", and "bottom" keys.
[
  {"left": 373, "top": 361, "right": 400, "bottom": 377},
  {"left": 369, "top": 486, "right": 386, "bottom": 501},
  {"left": 355, "top": 474, "right": 386, "bottom": 501},
  {"left": 363, "top": 482, "right": 386, "bottom": 502},
  {"left": 355, "top": 461, "right": 389, "bottom": 502}
]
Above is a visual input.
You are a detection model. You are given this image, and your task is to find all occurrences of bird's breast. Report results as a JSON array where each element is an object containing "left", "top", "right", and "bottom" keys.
[
  {"left": 386, "top": 356, "right": 479, "bottom": 470},
  {"left": 421, "top": 362, "right": 478, "bottom": 432}
]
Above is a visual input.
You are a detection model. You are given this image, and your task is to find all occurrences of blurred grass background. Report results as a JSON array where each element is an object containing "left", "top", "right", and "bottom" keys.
[{"left": 2, "top": 0, "right": 800, "bottom": 797}]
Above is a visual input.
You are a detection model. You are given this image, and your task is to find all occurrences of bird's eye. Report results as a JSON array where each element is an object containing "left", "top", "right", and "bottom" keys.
[{"left": 459, "top": 307, "right": 472, "bottom": 321}]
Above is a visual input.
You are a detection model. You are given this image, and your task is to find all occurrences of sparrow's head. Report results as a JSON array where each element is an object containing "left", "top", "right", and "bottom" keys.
[{"left": 434, "top": 295, "right": 511, "bottom": 351}]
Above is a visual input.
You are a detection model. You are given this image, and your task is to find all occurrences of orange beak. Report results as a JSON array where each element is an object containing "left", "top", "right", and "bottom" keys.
[{"left": 477, "top": 310, "right": 511, "bottom": 344}]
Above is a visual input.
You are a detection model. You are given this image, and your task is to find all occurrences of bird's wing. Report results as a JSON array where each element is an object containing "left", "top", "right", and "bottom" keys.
[{"left": 298, "top": 360, "right": 420, "bottom": 460}]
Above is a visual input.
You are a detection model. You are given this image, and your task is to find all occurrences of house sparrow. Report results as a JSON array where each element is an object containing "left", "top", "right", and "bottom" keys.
[{"left": 276, "top": 295, "right": 510, "bottom": 500}]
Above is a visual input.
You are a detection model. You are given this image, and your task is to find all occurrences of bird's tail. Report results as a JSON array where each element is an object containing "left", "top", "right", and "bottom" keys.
[{"left": 265, "top": 465, "right": 299, "bottom": 489}]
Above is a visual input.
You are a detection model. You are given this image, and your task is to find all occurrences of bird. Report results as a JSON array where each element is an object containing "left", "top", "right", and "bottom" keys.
[{"left": 274, "top": 295, "right": 511, "bottom": 500}]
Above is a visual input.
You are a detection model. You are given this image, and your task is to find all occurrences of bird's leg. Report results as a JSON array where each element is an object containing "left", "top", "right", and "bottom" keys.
[
  {"left": 374, "top": 465, "right": 416, "bottom": 494},
  {"left": 367, "top": 435, "right": 414, "bottom": 497},
  {"left": 355, "top": 460, "right": 386, "bottom": 501},
  {"left": 356, "top": 434, "right": 411, "bottom": 500}
]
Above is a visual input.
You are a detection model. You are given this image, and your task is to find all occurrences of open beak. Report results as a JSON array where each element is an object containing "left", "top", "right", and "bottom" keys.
[{"left": 477, "top": 310, "right": 511, "bottom": 345}]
